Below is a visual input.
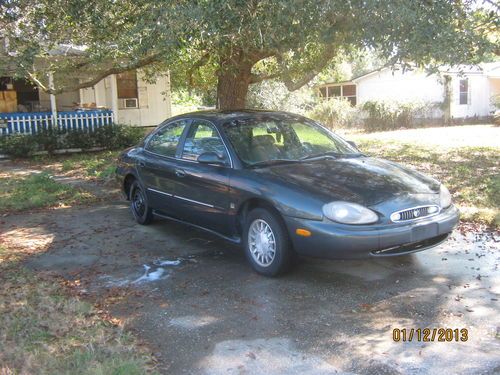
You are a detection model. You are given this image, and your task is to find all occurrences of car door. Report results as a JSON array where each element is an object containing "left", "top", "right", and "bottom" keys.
[
  {"left": 174, "top": 119, "right": 232, "bottom": 235},
  {"left": 137, "top": 119, "right": 190, "bottom": 217}
]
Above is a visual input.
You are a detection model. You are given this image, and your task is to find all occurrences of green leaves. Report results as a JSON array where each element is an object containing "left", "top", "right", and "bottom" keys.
[{"left": 1, "top": 0, "right": 496, "bottom": 107}]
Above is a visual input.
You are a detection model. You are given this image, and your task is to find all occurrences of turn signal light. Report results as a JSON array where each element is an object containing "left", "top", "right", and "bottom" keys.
[{"left": 296, "top": 228, "right": 312, "bottom": 237}]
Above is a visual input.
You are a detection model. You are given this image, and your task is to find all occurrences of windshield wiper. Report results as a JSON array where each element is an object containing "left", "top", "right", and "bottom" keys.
[
  {"left": 300, "top": 151, "right": 363, "bottom": 161},
  {"left": 248, "top": 159, "right": 301, "bottom": 168},
  {"left": 300, "top": 152, "right": 341, "bottom": 161}
]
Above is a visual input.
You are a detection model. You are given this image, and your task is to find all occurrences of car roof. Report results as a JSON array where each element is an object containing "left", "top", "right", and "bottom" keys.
[{"left": 167, "top": 109, "right": 306, "bottom": 125}]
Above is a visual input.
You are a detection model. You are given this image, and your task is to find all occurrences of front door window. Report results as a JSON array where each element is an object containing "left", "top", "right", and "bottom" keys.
[
  {"left": 146, "top": 120, "right": 188, "bottom": 157},
  {"left": 181, "top": 121, "right": 228, "bottom": 163}
]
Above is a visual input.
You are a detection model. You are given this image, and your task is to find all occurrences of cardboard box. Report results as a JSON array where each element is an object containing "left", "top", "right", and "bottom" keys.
[{"left": 0, "top": 91, "right": 18, "bottom": 113}]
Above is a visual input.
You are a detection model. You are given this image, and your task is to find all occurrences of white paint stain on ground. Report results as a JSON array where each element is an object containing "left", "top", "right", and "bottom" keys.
[
  {"left": 199, "top": 338, "right": 349, "bottom": 375},
  {"left": 101, "top": 258, "right": 183, "bottom": 287},
  {"left": 154, "top": 259, "right": 182, "bottom": 266},
  {"left": 132, "top": 265, "right": 166, "bottom": 284},
  {"left": 169, "top": 315, "right": 218, "bottom": 329}
]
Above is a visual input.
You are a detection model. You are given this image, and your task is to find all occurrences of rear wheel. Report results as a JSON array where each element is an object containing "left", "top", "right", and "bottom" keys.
[
  {"left": 130, "top": 181, "right": 153, "bottom": 225},
  {"left": 243, "top": 208, "right": 293, "bottom": 276}
]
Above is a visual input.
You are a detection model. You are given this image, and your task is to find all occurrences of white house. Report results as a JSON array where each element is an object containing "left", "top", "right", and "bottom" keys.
[
  {"left": 317, "top": 63, "right": 500, "bottom": 120},
  {"left": 0, "top": 42, "right": 172, "bottom": 135},
  {"left": 41, "top": 70, "right": 171, "bottom": 127},
  {"left": 1, "top": 70, "right": 171, "bottom": 129}
]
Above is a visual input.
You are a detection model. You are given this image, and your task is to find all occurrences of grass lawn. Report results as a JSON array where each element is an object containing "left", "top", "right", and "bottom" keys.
[
  {"left": 0, "top": 242, "right": 155, "bottom": 374},
  {"left": 0, "top": 172, "right": 96, "bottom": 213},
  {"left": 0, "top": 151, "right": 121, "bottom": 214},
  {"left": 36, "top": 150, "right": 121, "bottom": 180},
  {"left": 349, "top": 125, "right": 500, "bottom": 228},
  {"left": 1, "top": 150, "right": 157, "bottom": 373}
]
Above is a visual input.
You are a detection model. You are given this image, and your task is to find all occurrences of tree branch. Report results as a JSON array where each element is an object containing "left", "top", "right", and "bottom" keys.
[
  {"left": 27, "top": 71, "right": 48, "bottom": 91},
  {"left": 249, "top": 72, "right": 280, "bottom": 84},
  {"left": 280, "top": 45, "right": 337, "bottom": 91},
  {"left": 38, "top": 53, "right": 162, "bottom": 94},
  {"left": 187, "top": 52, "right": 210, "bottom": 87}
]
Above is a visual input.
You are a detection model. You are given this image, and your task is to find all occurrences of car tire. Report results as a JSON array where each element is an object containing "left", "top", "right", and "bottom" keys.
[
  {"left": 243, "top": 207, "right": 293, "bottom": 276},
  {"left": 129, "top": 181, "right": 154, "bottom": 225}
]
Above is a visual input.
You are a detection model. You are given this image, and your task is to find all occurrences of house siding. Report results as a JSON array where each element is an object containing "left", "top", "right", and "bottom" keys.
[
  {"left": 40, "top": 70, "right": 171, "bottom": 127},
  {"left": 448, "top": 74, "right": 491, "bottom": 118},
  {"left": 39, "top": 87, "right": 80, "bottom": 111},
  {"left": 353, "top": 68, "right": 494, "bottom": 119},
  {"left": 355, "top": 69, "right": 444, "bottom": 106},
  {"left": 115, "top": 72, "right": 171, "bottom": 127}
]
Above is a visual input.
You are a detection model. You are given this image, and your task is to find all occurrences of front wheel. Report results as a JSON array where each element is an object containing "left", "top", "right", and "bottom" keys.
[
  {"left": 130, "top": 181, "right": 153, "bottom": 225},
  {"left": 243, "top": 208, "right": 293, "bottom": 276}
]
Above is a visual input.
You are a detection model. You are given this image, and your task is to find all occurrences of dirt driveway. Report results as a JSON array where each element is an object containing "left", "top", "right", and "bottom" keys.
[{"left": 2, "top": 200, "right": 499, "bottom": 375}]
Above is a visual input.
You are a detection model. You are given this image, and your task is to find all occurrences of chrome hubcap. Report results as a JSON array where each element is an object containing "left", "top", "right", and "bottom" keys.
[{"left": 248, "top": 219, "right": 276, "bottom": 267}]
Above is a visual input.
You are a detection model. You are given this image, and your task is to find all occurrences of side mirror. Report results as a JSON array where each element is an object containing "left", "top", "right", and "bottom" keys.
[
  {"left": 347, "top": 140, "right": 358, "bottom": 149},
  {"left": 197, "top": 151, "right": 228, "bottom": 166}
]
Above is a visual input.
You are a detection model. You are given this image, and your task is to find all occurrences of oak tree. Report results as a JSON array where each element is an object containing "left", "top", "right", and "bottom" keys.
[{"left": 1, "top": 0, "right": 498, "bottom": 109}]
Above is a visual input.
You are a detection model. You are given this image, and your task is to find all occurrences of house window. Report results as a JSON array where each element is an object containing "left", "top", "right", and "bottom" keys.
[
  {"left": 318, "top": 83, "right": 357, "bottom": 106},
  {"left": 329, "top": 86, "right": 341, "bottom": 97},
  {"left": 341, "top": 84, "right": 357, "bottom": 106},
  {"left": 117, "top": 71, "right": 139, "bottom": 107},
  {"left": 459, "top": 79, "right": 468, "bottom": 105}
]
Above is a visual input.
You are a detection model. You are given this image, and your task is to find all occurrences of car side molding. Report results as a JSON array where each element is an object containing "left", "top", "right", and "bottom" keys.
[{"left": 152, "top": 210, "right": 242, "bottom": 244}]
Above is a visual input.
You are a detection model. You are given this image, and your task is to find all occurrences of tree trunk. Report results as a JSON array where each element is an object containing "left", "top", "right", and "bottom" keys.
[{"left": 216, "top": 52, "right": 253, "bottom": 110}]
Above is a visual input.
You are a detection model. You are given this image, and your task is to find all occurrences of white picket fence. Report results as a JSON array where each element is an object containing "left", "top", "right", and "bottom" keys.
[{"left": 0, "top": 110, "right": 114, "bottom": 136}]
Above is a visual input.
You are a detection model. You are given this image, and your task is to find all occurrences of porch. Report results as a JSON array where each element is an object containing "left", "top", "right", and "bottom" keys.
[{"left": 0, "top": 70, "right": 171, "bottom": 133}]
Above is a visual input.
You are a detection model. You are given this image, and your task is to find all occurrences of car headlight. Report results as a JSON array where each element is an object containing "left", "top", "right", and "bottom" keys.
[
  {"left": 322, "top": 201, "right": 378, "bottom": 224},
  {"left": 440, "top": 185, "right": 452, "bottom": 208}
]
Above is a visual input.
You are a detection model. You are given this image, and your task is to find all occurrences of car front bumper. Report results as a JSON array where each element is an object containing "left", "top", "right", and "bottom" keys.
[{"left": 284, "top": 205, "right": 459, "bottom": 259}]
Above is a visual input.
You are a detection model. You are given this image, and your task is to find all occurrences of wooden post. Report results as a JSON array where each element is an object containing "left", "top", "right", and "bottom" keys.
[
  {"left": 48, "top": 72, "right": 58, "bottom": 127},
  {"left": 94, "top": 81, "right": 100, "bottom": 107},
  {"left": 443, "top": 75, "right": 452, "bottom": 125},
  {"left": 110, "top": 74, "right": 119, "bottom": 123}
]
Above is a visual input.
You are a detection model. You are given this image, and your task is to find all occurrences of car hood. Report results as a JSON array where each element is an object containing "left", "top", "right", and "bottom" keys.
[{"left": 254, "top": 156, "right": 440, "bottom": 207}]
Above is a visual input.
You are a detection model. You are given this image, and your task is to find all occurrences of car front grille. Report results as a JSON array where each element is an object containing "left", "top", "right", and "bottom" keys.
[{"left": 390, "top": 205, "right": 440, "bottom": 223}]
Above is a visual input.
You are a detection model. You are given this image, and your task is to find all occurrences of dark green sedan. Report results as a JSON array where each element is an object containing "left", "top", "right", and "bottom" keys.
[{"left": 116, "top": 110, "right": 459, "bottom": 276}]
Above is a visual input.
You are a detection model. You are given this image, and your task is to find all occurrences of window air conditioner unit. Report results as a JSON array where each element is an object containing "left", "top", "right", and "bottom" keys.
[{"left": 119, "top": 98, "right": 138, "bottom": 108}]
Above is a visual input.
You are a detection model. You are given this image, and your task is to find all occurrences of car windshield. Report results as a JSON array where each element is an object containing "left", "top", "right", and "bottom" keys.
[{"left": 222, "top": 116, "right": 361, "bottom": 167}]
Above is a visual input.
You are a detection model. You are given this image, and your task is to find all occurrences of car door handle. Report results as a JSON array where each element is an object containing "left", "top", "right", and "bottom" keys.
[
  {"left": 138, "top": 161, "right": 146, "bottom": 167},
  {"left": 175, "top": 168, "right": 186, "bottom": 178}
]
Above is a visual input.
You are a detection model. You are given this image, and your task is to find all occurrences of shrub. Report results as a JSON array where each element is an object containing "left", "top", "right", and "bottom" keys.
[
  {"left": 361, "top": 101, "right": 397, "bottom": 131},
  {"left": 33, "top": 128, "right": 64, "bottom": 155},
  {"left": 93, "top": 125, "right": 117, "bottom": 149},
  {"left": 0, "top": 134, "right": 40, "bottom": 158},
  {"left": 491, "top": 94, "right": 500, "bottom": 110},
  {"left": 64, "top": 130, "right": 96, "bottom": 150},
  {"left": 361, "top": 100, "right": 441, "bottom": 132},
  {"left": 92, "top": 124, "right": 144, "bottom": 149},
  {"left": 307, "top": 98, "right": 359, "bottom": 129},
  {"left": 0, "top": 124, "right": 145, "bottom": 157},
  {"left": 109, "top": 125, "right": 145, "bottom": 149}
]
